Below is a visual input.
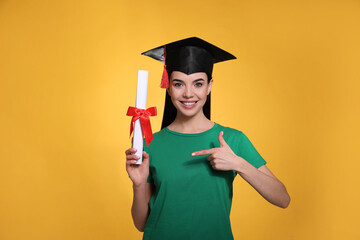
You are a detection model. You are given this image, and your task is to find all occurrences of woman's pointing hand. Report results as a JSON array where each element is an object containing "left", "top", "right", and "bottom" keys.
[{"left": 192, "top": 131, "right": 243, "bottom": 171}]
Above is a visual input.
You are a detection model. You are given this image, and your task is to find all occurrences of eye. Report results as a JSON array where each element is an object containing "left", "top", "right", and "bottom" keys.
[
  {"left": 174, "top": 82, "right": 182, "bottom": 87},
  {"left": 195, "top": 82, "right": 203, "bottom": 87}
]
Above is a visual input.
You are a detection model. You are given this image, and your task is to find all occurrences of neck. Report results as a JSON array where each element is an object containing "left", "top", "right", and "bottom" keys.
[{"left": 168, "top": 111, "right": 214, "bottom": 133}]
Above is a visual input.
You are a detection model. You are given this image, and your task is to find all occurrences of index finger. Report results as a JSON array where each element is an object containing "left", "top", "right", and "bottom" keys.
[
  {"left": 125, "top": 148, "right": 137, "bottom": 155},
  {"left": 192, "top": 148, "right": 217, "bottom": 156}
]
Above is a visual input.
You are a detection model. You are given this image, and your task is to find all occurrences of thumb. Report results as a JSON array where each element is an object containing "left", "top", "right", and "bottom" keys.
[
  {"left": 142, "top": 151, "right": 149, "bottom": 164},
  {"left": 218, "top": 131, "right": 229, "bottom": 148}
]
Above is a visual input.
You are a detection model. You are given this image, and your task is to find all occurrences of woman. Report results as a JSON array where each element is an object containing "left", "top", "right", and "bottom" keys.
[{"left": 125, "top": 37, "right": 290, "bottom": 240}]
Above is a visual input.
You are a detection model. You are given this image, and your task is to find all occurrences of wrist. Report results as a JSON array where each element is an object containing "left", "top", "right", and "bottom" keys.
[
  {"left": 234, "top": 156, "right": 246, "bottom": 174},
  {"left": 133, "top": 181, "right": 147, "bottom": 189}
]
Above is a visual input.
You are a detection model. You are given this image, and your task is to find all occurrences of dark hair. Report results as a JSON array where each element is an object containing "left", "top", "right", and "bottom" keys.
[{"left": 161, "top": 73, "right": 211, "bottom": 129}]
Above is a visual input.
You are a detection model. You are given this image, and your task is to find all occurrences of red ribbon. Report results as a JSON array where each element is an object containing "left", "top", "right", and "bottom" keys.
[{"left": 126, "top": 106, "right": 157, "bottom": 146}]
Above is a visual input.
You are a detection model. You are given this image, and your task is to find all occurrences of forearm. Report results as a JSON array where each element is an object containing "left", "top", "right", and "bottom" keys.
[
  {"left": 131, "top": 183, "right": 150, "bottom": 232},
  {"left": 236, "top": 159, "right": 290, "bottom": 208}
]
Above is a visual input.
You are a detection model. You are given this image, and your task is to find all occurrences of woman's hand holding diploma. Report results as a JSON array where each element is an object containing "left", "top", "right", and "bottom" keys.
[
  {"left": 125, "top": 148, "right": 150, "bottom": 187},
  {"left": 126, "top": 147, "right": 153, "bottom": 232},
  {"left": 192, "top": 131, "right": 244, "bottom": 172}
]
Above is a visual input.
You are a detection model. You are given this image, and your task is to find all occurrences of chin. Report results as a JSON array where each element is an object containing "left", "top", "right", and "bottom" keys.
[
  {"left": 175, "top": 103, "right": 204, "bottom": 118},
  {"left": 179, "top": 112, "right": 198, "bottom": 118}
]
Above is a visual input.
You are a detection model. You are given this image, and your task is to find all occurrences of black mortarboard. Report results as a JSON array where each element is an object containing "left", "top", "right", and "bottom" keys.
[{"left": 141, "top": 37, "right": 236, "bottom": 88}]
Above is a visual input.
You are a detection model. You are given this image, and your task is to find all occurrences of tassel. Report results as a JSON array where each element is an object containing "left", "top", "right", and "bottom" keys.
[
  {"left": 161, "top": 64, "right": 169, "bottom": 88},
  {"left": 160, "top": 46, "right": 169, "bottom": 88}
]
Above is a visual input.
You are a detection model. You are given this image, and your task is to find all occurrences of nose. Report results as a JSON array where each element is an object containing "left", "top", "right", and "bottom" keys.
[{"left": 183, "top": 85, "right": 194, "bottom": 98}]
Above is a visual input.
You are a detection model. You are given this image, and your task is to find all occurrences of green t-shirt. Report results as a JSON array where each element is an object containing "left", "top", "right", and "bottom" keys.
[{"left": 143, "top": 122, "right": 266, "bottom": 240}]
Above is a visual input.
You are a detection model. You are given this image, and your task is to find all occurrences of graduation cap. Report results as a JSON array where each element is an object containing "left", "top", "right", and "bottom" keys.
[{"left": 141, "top": 37, "right": 236, "bottom": 88}]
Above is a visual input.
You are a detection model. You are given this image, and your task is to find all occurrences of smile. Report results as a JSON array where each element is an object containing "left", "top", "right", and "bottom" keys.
[{"left": 180, "top": 101, "right": 198, "bottom": 108}]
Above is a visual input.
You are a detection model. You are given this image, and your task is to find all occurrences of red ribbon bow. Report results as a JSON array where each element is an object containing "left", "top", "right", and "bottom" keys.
[{"left": 126, "top": 106, "right": 157, "bottom": 146}]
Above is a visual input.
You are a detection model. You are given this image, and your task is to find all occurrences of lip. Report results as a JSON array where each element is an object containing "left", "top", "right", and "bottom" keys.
[{"left": 179, "top": 100, "right": 198, "bottom": 109}]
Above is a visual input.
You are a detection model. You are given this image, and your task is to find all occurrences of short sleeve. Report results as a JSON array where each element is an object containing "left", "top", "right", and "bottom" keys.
[
  {"left": 147, "top": 172, "right": 153, "bottom": 183},
  {"left": 237, "top": 132, "right": 267, "bottom": 168},
  {"left": 146, "top": 151, "right": 153, "bottom": 183},
  {"left": 143, "top": 138, "right": 154, "bottom": 183}
]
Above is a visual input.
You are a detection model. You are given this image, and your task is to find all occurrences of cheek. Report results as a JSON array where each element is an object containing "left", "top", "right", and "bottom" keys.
[
  {"left": 168, "top": 89, "right": 182, "bottom": 103},
  {"left": 195, "top": 88, "right": 208, "bottom": 98},
  {"left": 169, "top": 89, "right": 180, "bottom": 98}
]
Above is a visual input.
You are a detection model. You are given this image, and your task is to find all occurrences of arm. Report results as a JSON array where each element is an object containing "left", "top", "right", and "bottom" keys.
[
  {"left": 235, "top": 162, "right": 290, "bottom": 208},
  {"left": 125, "top": 148, "right": 154, "bottom": 232},
  {"left": 131, "top": 182, "right": 154, "bottom": 232},
  {"left": 192, "top": 131, "right": 291, "bottom": 209}
]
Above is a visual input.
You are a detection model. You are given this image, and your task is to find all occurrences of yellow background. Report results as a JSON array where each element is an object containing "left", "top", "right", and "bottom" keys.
[{"left": 1, "top": 0, "right": 359, "bottom": 239}]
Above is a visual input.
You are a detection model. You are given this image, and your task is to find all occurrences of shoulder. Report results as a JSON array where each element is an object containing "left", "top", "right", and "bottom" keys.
[
  {"left": 143, "top": 128, "right": 168, "bottom": 151},
  {"left": 214, "top": 123, "right": 246, "bottom": 151},
  {"left": 215, "top": 122, "right": 244, "bottom": 139},
  {"left": 151, "top": 128, "right": 168, "bottom": 141}
]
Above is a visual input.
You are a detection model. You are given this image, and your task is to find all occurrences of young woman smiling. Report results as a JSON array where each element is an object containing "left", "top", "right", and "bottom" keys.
[
  {"left": 125, "top": 37, "right": 290, "bottom": 240},
  {"left": 166, "top": 71, "right": 213, "bottom": 132}
]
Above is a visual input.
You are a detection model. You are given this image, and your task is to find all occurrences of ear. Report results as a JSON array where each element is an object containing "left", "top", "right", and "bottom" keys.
[{"left": 207, "top": 78, "right": 213, "bottom": 95}]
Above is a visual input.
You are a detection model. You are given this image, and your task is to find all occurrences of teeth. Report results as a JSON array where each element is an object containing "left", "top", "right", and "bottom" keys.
[{"left": 182, "top": 102, "right": 196, "bottom": 105}]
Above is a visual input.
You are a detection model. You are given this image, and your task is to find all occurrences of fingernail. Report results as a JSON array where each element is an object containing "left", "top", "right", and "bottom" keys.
[
  {"left": 221, "top": 131, "right": 224, "bottom": 136},
  {"left": 191, "top": 153, "right": 196, "bottom": 156}
]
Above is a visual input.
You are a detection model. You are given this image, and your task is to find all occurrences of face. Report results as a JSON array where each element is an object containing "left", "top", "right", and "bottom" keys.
[{"left": 167, "top": 71, "right": 213, "bottom": 119}]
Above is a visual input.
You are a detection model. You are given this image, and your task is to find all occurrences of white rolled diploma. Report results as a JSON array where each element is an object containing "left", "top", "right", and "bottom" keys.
[{"left": 133, "top": 70, "right": 149, "bottom": 164}]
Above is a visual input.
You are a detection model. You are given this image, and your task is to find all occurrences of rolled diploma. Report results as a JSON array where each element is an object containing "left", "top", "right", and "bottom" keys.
[{"left": 133, "top": 70, "right": 149, "bottom": 164}]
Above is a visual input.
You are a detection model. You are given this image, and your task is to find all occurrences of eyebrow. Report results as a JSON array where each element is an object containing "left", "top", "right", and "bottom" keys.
[{"left": 172, "top": 78, "right": 205, "bottom": 83}]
